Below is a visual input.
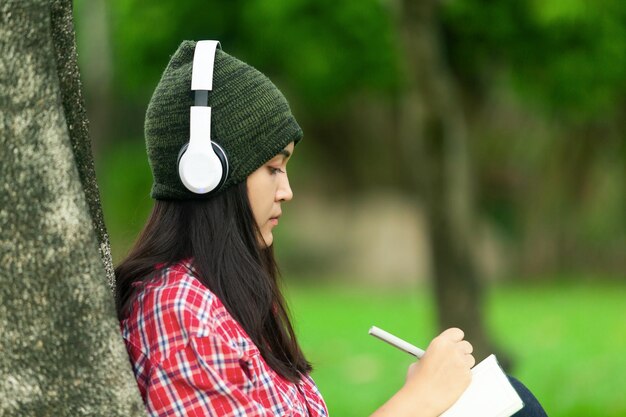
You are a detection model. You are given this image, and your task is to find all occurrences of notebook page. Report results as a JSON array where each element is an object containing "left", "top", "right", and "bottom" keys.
[{"left": 440, "top": 354, "right": 524, "bottom": 417}]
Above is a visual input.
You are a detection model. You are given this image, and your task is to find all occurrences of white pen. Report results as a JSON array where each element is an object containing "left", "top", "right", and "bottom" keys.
[{"left": 369, "top": 326, "right": 426, "bottom": 359}]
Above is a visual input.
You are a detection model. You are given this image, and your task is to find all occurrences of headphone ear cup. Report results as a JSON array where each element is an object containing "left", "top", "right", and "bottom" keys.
[
  {"left": 178, "top": 141, "right": 227, "bottom": 194},
  {"left": 210, "top": 141, "right": 229, "bottom": 190},
  {"left": 177, "top": 142, "right": 191, "bottom": 166}
]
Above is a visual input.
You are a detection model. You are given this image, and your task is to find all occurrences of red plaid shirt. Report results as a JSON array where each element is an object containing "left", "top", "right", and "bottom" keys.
[{"left": 121, "top": 260, "right": 329, "bottom": 417}]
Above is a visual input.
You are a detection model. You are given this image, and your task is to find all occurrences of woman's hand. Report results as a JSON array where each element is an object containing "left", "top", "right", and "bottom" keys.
[
  {"left": 402, "top": 328, "right": 475, "bottom": 415},
  {"left": 370, "top": 328, "right": 474, "bottom": 417}
]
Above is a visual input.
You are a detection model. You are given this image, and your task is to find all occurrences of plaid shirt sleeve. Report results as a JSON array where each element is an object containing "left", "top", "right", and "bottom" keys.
[{"left": 146, "top": 332, "right": 271, "bottom": 417}]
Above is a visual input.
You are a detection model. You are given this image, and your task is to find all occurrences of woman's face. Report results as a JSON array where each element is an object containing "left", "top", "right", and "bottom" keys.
[{"left": 247, "top": 142, "right": 295, "bottom": 246}]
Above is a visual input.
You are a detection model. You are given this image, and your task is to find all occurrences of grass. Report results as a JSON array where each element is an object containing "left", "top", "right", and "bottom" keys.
[{"left": 283, "top": 280, "right": 626, "bottom": 417}]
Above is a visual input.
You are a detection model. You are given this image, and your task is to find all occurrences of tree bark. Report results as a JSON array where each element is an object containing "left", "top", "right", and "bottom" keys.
[
  {"left": 0, "top": 0, "right": 145, "bottom": 414},
  {"left": 395, "top": 0, "right": 508, "bottom": 364}
]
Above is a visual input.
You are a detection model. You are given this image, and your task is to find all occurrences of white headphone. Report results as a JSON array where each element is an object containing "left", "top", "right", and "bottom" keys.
[{"left": 178, "top": 40, "right": 229, "bottom": 194}]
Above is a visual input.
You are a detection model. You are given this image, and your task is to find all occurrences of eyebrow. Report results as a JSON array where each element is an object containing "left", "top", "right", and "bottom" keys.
[{"left": 278, "top": 149, "right": 291, "bottom": 159}]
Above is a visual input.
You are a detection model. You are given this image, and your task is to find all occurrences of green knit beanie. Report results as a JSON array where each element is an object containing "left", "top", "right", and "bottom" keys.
[{"left": 145, "top": 40, "right": 303, "bottom": 199}]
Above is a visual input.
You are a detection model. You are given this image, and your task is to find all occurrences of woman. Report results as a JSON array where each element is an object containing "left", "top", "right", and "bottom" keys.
[{"left": 116, "top": 40, "right": 545, "bottom": 417}]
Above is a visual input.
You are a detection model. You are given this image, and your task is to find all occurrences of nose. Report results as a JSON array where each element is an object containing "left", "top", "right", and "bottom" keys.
[{"left": 276, "top": 172, "right": 293, "bottom": 202}]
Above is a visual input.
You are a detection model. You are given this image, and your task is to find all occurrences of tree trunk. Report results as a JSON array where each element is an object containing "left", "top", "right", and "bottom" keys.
[
  {"left": 395, "top": 0, "right": 508, "bottom": 365},
  {"left": 0, "top": 0, "right": 145, "bottom": 414}
]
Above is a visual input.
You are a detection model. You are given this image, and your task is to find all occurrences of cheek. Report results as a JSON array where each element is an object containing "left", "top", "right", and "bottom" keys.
[
  {"left": 257, "top": 184, "right": 275, "bottom": 215},
  {"left": 247, "top": 176, "right": 274, "bottom": 223}
]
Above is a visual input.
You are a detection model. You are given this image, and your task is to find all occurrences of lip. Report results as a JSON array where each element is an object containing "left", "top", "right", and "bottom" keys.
[{"left": 269, "top": 213, "right": 281, "bottom": 226}]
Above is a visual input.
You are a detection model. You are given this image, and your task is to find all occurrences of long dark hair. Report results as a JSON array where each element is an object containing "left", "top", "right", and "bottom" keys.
[{"left": 115, "top": 181, "right": 311, "bottom": 382}]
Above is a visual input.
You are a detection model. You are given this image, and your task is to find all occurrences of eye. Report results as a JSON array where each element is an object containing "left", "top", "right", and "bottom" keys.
[{"left": 269, "top": 166, "right": 285, "bottom": 175}]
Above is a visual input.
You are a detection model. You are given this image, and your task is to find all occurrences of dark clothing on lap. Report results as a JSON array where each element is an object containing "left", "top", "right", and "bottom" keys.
[{"left": 509, "top": 376, "right": 548, "bottom": 417}]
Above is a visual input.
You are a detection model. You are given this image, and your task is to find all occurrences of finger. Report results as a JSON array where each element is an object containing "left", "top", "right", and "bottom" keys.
[
  {"left": 441, "top": 327, "right": 465, "bottom": 342},
  {"left": 458, "top": 340, "right": 473, "bottom": 354},
  {"left": 466, "top": 354, "right": 476, "bottom": 368}
]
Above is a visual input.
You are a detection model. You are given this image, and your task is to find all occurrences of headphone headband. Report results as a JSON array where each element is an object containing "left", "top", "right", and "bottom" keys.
[
  {"left": 191, "top": 40, "right": 221, "bottom": 91},
  {"left": 188, "top": 41, "right": 220, "bottom": 150}
]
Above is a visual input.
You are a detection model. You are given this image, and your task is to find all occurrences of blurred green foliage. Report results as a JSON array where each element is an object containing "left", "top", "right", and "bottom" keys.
[
  {"left": 77, "top": 0, "right": 626, "bottom": 133},
  {"left": 444, "top": 0, "right": 626, "bottom": 121},
  {"left": 100, "top": 0, "right": 401, "bottom": 114},
  {"left": 95, "top": 139, "right": 153, "bottom": 262}
]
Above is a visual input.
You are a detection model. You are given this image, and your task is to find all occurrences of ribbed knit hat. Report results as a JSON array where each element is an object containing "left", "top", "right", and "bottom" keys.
[{"left": 145, "top": 40, "right": 303, "bottom": 200}]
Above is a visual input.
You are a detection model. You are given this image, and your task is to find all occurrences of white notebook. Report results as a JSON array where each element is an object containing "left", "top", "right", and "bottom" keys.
[{"left": 441, "top": 354, "right": 524, "bottom": 417}]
